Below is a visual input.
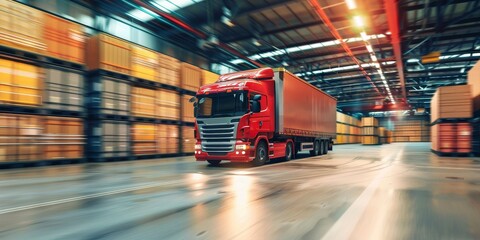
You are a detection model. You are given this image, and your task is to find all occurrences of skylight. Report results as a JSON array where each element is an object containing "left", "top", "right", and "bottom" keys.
[
  {"left": 151, "top": 0, "right": 201, "bottom": 13},
  {"left": 127, "top": 7, "right": 156, "bottom": 22}
]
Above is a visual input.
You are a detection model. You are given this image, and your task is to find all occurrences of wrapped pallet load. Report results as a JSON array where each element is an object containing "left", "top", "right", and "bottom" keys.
[{"left": 430, "top": 85, "right": 472, "bottom": 156}]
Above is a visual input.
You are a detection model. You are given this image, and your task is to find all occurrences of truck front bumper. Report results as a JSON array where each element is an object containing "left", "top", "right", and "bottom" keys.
[{"left": 195, "top": 149, "right": 254, "bottom": 162}]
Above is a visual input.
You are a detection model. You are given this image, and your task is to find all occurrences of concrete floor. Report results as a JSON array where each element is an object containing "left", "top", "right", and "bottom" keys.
[{"left": 0, "top": 143, "right": 480, "bottom": 240}]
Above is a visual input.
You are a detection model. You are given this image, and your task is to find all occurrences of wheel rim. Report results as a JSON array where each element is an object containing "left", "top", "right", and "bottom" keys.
[
  {"left": 259, "top": 148, "right": 266, "bottom": 160},
  {"left": 286, "top": 144, "right": 292, "bottom": 159}
]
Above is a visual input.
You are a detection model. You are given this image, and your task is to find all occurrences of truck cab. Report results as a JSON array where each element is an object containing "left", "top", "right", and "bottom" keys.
[{"left": 192, "top": 68, "right": 275, "bottom": 166}]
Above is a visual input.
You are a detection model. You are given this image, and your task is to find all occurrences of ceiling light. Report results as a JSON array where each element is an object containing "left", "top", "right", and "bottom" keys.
[
  {"left": 151, "top": 0, "right": 200, "bottom": 13},
  {"left": 221, "top": 16, "right": 235, "bottom": 27},
  {"left": 386, "top": 31, "right": 391, "bottom": 35},
  {"left": 353, "top": 16, "right": 364, "bottom": 28},
  {"left": 127, "top": 7, "right": 156, "bottom": 22},
  {"left": 428, "top": 72, "right": 432, "bottom": 76},
  {"left": 366, "top": 45, "right": 373, "bottom": 53},
  {"left": 282, "top": 61, "right": 289, "bottom": 67},
  {"left": 360, "top": 31, "right": 368, "bottom": 41},
  {"left": 407, "top": 58, "right": 419, "bottom": 63},
  {"left": 252, "top": 39, "right": 261, "bottom": 46},
  {"left": 460, "top": 68, "right": 465, "bottom": 73},
  {"left": 371, "top": 55, "right": 377, "bottom": 62},
  {"left": 345, "top": 0, "right": 356, "bottom": 9}
]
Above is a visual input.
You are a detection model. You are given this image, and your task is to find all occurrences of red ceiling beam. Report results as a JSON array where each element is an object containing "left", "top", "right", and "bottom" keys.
[
  {"left": 384, "top": 0, "right": 407, "bottom": 101},
  {"left": 306, "top": 0, "right": 381, "bottom": 95},
  {"left": 341, "top": 102, "right": 412, "bottom": 112},
  {"left": 132, "top": 0, "right": 264, "bottom": 68}
]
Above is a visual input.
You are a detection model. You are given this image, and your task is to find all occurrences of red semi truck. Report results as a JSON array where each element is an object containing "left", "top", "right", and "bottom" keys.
[{"left": 191, "top": 67, "right": 336, "bottom": 166}]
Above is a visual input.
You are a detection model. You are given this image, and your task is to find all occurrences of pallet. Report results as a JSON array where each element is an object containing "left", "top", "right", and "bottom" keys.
[
  {"left": 157, "top": 119, "right": 181, "bottom": 125},
  {"left": 87, "top": 69, "right": 131, "bottom": 81},
  {"left": 0, "top": 104, "right": 42, "bottom": 115},
  {"left": 0, "top": 45, "right": 85, "bottom": 70},
  {"left": 89, "top": 113, "right": 130, "bottom": 121},
  {"left": 89, "top": 156, "right": 132, "bottom": 162},
  {"left": 180, "top": 122, "right": 195, "bottom": 127},
  {"left": 130, "top": 116, "right": 157, "bottom": 123},
  {"left": 180, "top": 89, "right": 197, "bottom": 95},
  {"left": 431, "top": 149, "right": 473, "bottom": 157},
  {"left": 42, "top": 109, "right": 86, "bottom": 118},
  {"left": 0, "top": 158, "right": 86, "bottom": 169},
  {"left": 131, "top": 154, "right": 159, "bottom": 160},
  {"left": 132, "top": 78, "right": 158, "bottom": 89},
  {"left": 430, "top": 118, "right": 473, "bottom": 125}
]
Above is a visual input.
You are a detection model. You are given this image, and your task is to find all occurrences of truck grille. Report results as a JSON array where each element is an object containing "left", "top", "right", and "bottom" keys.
[{"left": 200, "top": 123, "right": 236, "bottom": 153}]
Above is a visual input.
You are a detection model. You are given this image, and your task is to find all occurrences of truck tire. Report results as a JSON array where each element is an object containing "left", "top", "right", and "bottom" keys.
[
  {"left": 207, "top": 160, "right": 221, "bottom": 166},
  {"left": 323, "top": 140, "right": 328, "bottom": 154},
  {"left": 284, "top": 142, "right": 293, "bottom": 161},
  {"left": 253, "top": 141, "right": 268, "bottom": 166},
  {"left": 310, "top": 141, "right": 320, "bottom": 156}
]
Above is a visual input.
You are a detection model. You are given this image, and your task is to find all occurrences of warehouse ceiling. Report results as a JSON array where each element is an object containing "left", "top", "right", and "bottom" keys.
[{"left": 96, "top": 0, "right": 480, "bottom": 113}]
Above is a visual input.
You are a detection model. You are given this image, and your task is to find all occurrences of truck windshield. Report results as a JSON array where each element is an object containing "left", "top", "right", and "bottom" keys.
[{"left": 197, "top": 91, "right": 248, "bottom": 118}]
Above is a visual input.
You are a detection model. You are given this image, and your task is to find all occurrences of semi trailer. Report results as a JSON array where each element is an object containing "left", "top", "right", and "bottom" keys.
[{"left": 191, "top": 67, "right": 336, "bottom": 166}]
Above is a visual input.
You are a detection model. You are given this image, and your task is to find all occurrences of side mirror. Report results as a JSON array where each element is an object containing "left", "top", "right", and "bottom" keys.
[
  {"left": 191, "top": 97, "right": 198, "bottom": 117},
  {"left": 251, "top": 101, "right": 261, "bottom": 113}
]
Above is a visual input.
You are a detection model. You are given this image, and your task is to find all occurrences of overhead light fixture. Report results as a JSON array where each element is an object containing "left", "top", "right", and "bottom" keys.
[
  {"left": 127, "top": 7, "right": 156, "bottom": 22},
  {"left": 252, "top": 39, "right": 261, "bottom": 46},
  {"left": 371, "top": 55, "right": 378, "bottom": 62},
  {"left": 360, "top": 31, "right": 368, "bottom": 41},
  {"left": 386, "top": 31, "right": 391, "bottom": 35},
  {"left": 221, "top": 16, "right": 235, "bottom": 27},
  {"left": 353, "top": 16, "right": 364, "bottom": 28},
  {"left": 366, "top": 45, "right": 373, "bottom": 53},
  {"left": 460, "top": 68, "right": 465, "bottom": 73},
  {"left": 221, "top": 6, "right": 234, "bottom": 27},
  {"left": 345, "top": 0, "right": 356, "bottom": 9},
  {"left": 282, "top": 60, "right": 289, "bottom": 67},
  {"left": 407, "top": 58, "right": 420, "bottom": 63}
]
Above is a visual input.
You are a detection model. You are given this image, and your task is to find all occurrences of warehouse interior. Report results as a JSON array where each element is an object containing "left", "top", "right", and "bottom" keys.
[{"left": 1, "top": 0, "right": 480, "bottom": 239}]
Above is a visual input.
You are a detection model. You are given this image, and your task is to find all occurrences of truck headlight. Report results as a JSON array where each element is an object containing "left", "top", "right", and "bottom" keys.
[
  {"left": 235, "top": 144, "right": 249, "bottom": 150},
  {"left": 195, "top": 144, "right": 201, "bottom": 150}
]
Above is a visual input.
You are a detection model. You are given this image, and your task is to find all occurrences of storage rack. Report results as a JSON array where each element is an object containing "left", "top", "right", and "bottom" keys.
[{"left": 0, "top": 1, "right": 221, "bottom": 167}]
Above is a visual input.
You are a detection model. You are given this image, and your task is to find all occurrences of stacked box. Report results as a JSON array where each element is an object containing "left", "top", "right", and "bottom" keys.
[
  {"left": 0, "top": 59, "right": 42, "bottom": 106},
  {"left": 335, "top": 112, "right": 361, "bottom": 144},
  {"left": 431, "top": 85, "right": 473, "bottom": 156},
  {"left": 86, "top": 33, "right": 131, "bottom": 75},
  {"left": 468, "top": 60, "right": 480, "bottom": 116},
  {"left": 431, "top": 85, "right": 472, "bottom": 123},
  {"left": 181, "top": 62, "right": 202, "bottom": 92},
  {"left": 86, "top": 120, "right": 130, "bottom": 160},
  {"left": 361, "top": 117, "right": 380, "bottom": 145},
  {"left": 202, "top": 70, "right": 219, "bottom": 86},
  {"left": 182, "top": 126, "right": 195, "bottom": 153}
]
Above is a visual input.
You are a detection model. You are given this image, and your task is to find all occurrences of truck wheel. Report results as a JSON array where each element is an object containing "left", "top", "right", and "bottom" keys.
[
  {"left": 253, "top": 142, "right": 268, "bottom": 166},
  {"left": 285, "top": 142, "right": 293, "bottom": 161},
  {"left": 323, "top": 140, "right": 328, "bottom": 154},
  {"left": 207, "top": 160, "right": 221, "bottom": 166},
  {"left": 310, "top": 141, "right": 320, "bottom": 156}
]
